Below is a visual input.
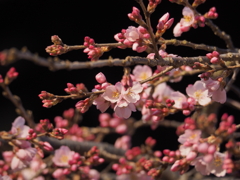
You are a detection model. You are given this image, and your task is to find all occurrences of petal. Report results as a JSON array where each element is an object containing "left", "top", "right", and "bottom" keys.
[{"left": 212, "top": 89, "right": 226, "bottom": 104}]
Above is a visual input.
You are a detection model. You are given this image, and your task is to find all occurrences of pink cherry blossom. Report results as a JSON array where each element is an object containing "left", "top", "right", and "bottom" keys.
[
  {"left": 178, "top": 129, "right": 201, "bottom": 144},
  {"left": 173, "top": 7, "right": 195, "bottom": 37},
  {"left": 122, "top": 82, "right": 143, "bottom": 103},
  {"left": 191, "top": 156, "right": 210, "bottom": 176},
  {"left": 170, "top": 91, "right": 187, "bottom": 109},
  {"left": 125, "top": 26, "right": 140, "bottom": 42},
  {"left": 52, "top": 146, "right": 75, "bottom": 167},
  {"left": 102, "top": 82, "right": 123, "bottom": 103},
  {"left": 132, "top": 65, "right": 152, "bottom": 81},
  {"left": 114, "top": 100, "right": 136, "bottom": 119},
  {"left": 179, "top": 145, "right": 193, "bottom": 157},
  {"left": 186, "top": 81, "right": 211, "bottom": 106},
  {"left": 181, "top": 7, "right": 195, "bottom": 27},
  {"left": 207, "top": 152, "right": 226, "bottom": 177},
  {"left": 202, "top": 78, "right": 226, "bottom": 104},
  {"left": 11, "top": 147, "right": 37, "bottom": 171},
  {"left": 93, "top": 95, "right": 110, "bottom": 113},
  {"left": 11, "top": 116, "right": 30, "bottom": 139}
]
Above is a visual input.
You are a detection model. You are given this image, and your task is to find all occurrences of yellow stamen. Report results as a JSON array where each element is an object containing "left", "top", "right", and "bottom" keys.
[
  {"left": 214, "top": 155, "right": 222, "bottom": 167},
  {"left": 60, "top": 155, "right": 69, "bottom": 163},
  {"left": 112, "top": 91, "right": 119, "bottom": 98},
  {"left": 184, "top": 15, "right": 192, "bottom": 22},
  {"left": 140, "top": 72, "right": 148, "bottom": 80}
]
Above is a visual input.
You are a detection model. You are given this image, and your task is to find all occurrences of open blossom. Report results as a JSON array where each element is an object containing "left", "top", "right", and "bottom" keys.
[
  {"left": 125, "top": 26, "right": 140, "bottom": 42},
  {"left": 93, "top": 94, "right": 111, "bottom": 113},
  {"left": 170, "top": 91, "right": 187, "bottom": 109},
  {"left": 132, "top": 65, "right": 152, "bottom": 82},
  {"left": 102, "top": 82, "right": 143, "bottom": 119},
  {"left": 114, "top": 100, "right": 136, "bottom": 119},
  {"left": 11, "top": 147, "right": 37, "bottom": 171},
  {"left": 186, "top": 81, "right": 211, "bottom": 106},
  {"left": 192, "top": 152, "right": 226, "bottom": 177},
  {"left": 178, "top": 129, "right": 201, "bottom": 144},
  {"left": 202, "top": 78, "right": 226, "bottom": 104},
  {"left": 207, "top": 152, "right": 226, "bottom": 177},
  {"left": 52, "top": 146, "right": 75, "bottom": 167},
  {"left": 191, "top": 156, "right": 211, "bottom": 176},
  {"left": 11, "top": 116, "right": 30, "bottom": 139},
  {"left": 122, "top": 82, "right": 143, "bottom": 103},
  {"left": 102, "top": 82, "right": 123, "bottom": 103},
  {"left": 173, "top": 7, "right": 195, "bottom": 37}
]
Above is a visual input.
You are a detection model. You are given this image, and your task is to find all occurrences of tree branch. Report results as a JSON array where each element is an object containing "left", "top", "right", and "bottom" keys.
[
  {"left": 0, "top": 84, "right": 35, "bottom": 128},
  {"left": 2, "top": 48, "right": 240, "bottom": 71},
  {"left": 158, "top": 39, "right": 236, "bottom": 53}
]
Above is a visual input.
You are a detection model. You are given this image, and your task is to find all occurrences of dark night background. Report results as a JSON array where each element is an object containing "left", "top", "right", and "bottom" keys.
[{"left": 0, "top": 0, "right": 240, "bottom": 151}]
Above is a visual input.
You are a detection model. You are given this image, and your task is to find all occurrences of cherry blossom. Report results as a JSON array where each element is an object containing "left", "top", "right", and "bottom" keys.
[
  {"left": 191, "top": 156, "right": 211, "bottom": 176},
  {"left": 178, "top": 129, "right": 201, "bottom": 144},
  {"left": 132, "top": 65, "right": 152, "bottom": 82},
  {"left": 207, "top": 152, "right": 226, "bottom": 177},
  {"left": 102, "top": 82, "right": 123, "bottom": 103},
  {"left": 170, "top": 91, "right": 187, "bottom": 109},
  {"left": 11, "top": 147, "right": 37, "bottom": 171},
  {"left": 173, "top": 7, "right": 195, "bottom": 37},
  {"left": 186, "top": 81, "right": 211, "bottom": 106},
  {"left": 114, "top": 100, "right": 136, "bottom": 119},
  {"left": 52, "top": 146, "right": 75, "bottom": 167},
  {"left": 202, "top": 78, "right": 226, "bottom": 104},
  {"left": 11, "top": 116, "right": 30, "bottom": 139}
]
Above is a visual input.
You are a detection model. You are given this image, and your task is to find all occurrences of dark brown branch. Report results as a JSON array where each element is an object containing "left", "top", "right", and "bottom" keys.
[
  {"left": 3, "top": 48, "right": 240, "bottom": 71},
  {"left": 0, "top": 84, "right": 35, "bottom": 128},
  {"left": 158, "top": 39, "right": 235, "bottom": 53},
  {"left": 204, "top": 19, "right": 235, "bottom": 50}
]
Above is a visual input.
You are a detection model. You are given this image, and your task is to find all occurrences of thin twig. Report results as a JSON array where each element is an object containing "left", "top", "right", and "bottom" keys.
[
  {"left": 204, "top": 19, "right": 235, "bottom": 50},
  {"left": 225, "top": 69, "right": 239, "bottom": 92},
  {"left": 158, "top": 39, "right": 235, "bottom": 53},
  {"left": 0, "top": 84, "right": 35, "bottom": 128},
  {"left": 140, "top": 66, "right": 174, "bottom": 84},
  {"left": 225, "top": 98, "right": 240, "bottom": 110},
  {"left": 137, "top": 0, "right": 162, "bottom": 61}
]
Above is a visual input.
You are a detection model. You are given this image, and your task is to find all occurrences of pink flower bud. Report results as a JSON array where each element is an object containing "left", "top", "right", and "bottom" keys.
[
  {"left": 212, "top": 51, "right": 219, "bottom": 57},
  {"left": 183, "top": 110, "right": 191, "bottom": 116},
  {"left": 159, "top": 13, "right": 169, "bottom": 24},
  {"left": 162, "top": 156, "right": 169, "bottom": 162},
  {"left": 165, "top": 18, "right": 174, "bottom": 29},
  {"left": 203, "top": 154, "right": 213, "bottom": 162},
  {"left": 207, "top": 145, "right": 216, "bottom": 154},
  {"left": 95, "top": 72, "right": 107, "bottom": 84},
  {"left": 116, "top": 124, "right": 127, "bottom": 134},
  {"left": 43, "top": 142, "right": 54, "bottom": 151},
  {"left": 154, "top": 151, "right": 162, "bottom": 157},
  {"left": 198, "top": 142, "right": 208, "bottom": 153},
  {"left": 186, "top": 151, "right": 197, "bottom": 161},
  {"left": 210, "top": 57, "right": 219, "bottom": 64}
]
